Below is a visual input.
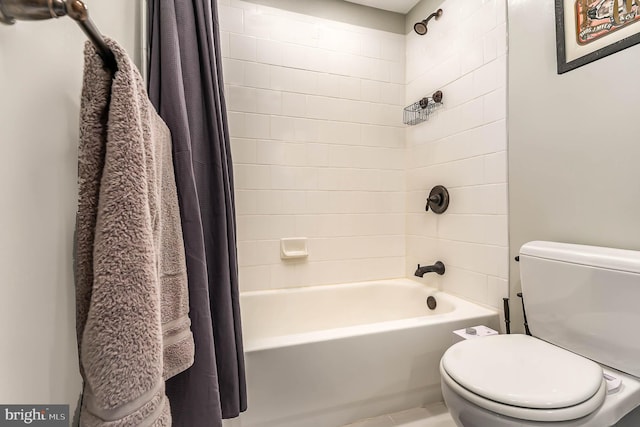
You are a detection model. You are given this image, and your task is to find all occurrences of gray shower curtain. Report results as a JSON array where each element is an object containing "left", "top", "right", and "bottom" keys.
[{"left": 147, "top": 0, "right": 247, "bottom": 425}]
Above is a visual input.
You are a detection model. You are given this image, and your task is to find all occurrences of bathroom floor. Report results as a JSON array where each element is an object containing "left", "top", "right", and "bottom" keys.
[{"left": 343, "top": 402, "right": 456, "bottom": 427}]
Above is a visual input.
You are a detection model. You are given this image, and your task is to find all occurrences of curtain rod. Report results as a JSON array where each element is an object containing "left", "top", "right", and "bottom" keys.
[{"left": 0, "top": 0, "right": 117, "bottom": 73}]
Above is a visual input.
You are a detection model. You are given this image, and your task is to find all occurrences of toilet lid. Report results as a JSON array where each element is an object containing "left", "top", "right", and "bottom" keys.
[{"left": 441, "top": 334, "right": 604, "bottom": 409}]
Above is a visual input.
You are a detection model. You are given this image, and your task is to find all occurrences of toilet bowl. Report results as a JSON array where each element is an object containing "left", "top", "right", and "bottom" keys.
[
  {"left": 440, "top": 334, "right": 640, "bottom": 427},
  {"left": 440, "top": 242, "right": 640, "bottom": 427}
]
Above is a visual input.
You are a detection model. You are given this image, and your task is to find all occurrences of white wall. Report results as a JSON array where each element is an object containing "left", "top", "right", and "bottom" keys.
[
  {"left": 219, "top": 0, "right": 407, "bottom": 292},
  {"left": 0, "top": 0, "right": 139, "bottom": 409},
  {"left": 508, "top": 0, "right": 640, "bottom": 330},
  {"left": 405, "top": 0, "right": 509, "bottom": 311}
]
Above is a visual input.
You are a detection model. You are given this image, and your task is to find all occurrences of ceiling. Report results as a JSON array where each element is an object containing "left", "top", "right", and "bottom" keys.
[{"left": 343, "top": 0, "right": 421, "bottom": 14}]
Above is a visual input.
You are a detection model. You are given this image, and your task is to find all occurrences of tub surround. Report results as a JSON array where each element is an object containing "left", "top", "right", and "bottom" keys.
[
  {"left": 405, "top": 0, "right": 508, "bottom": 311},
  {"left": 219, "top": 0, "right": 510, "bottom": 311},
  {"left": 219, "top": 0, "right": 406, "bottom": 293}
]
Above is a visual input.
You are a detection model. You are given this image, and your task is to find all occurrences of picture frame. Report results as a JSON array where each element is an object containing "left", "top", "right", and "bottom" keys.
[{"left": 555, "top": 0, "right": 640, "bottom": 73}]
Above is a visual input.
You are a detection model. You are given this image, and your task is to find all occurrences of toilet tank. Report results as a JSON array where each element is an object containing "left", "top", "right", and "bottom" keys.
[{"left": 520, "top": 241, "right": 640, "bottom": 378}]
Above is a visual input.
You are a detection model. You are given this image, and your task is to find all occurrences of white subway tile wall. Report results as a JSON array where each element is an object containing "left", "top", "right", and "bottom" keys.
[
  {"left": 405, "top": 0, "right": 508, "bottom": 310},
  {"left": 219, "top": 0, "right": 508, "bottom": 310},
  {"left": 218, "top": 0, "right": 407, "bottom": 291}
]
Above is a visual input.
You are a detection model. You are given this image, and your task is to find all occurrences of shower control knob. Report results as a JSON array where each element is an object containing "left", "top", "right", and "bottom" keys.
[{"left": 425, "top": 185, "right": 449, "bottom": 214}]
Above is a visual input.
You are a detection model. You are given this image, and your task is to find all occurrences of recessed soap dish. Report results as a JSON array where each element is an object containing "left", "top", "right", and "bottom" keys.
[{"left": 280, "top": 237, "right": 308, "bottom": 260}]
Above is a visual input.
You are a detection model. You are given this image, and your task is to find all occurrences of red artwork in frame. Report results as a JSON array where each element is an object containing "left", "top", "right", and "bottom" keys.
[
  {"left": 555, "top": 0, "right": 640, "bottom": 73},
  {"left": 576, "top": 0, "right": 640, "bottom": 44}
]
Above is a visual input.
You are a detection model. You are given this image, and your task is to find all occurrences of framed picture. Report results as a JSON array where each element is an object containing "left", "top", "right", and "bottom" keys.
[{"left": 555, "top": 0, "right": 640, "bottom": 73}]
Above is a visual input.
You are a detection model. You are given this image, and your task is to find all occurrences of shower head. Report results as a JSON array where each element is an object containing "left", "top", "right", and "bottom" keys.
[
  {"left": 413, "top": 8, "right": 443, "bottom": 35},
  {"left": 414, "top": 21, "right": 428, "bottom": 35}
]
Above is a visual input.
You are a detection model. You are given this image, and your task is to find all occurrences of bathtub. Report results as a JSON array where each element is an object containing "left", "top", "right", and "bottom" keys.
[{"left": 231, "top": 279, "right": 499, "bottom": 427}]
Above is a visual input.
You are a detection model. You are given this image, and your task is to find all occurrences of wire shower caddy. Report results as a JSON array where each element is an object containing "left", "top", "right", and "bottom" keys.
[{"left": 403, "top": 90, "right": 443, "bottom": 126}]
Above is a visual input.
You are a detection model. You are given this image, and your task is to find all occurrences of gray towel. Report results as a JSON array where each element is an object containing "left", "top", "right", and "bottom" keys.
[{"left": 75, "top": 39, "right": 194, "bottom": 426}]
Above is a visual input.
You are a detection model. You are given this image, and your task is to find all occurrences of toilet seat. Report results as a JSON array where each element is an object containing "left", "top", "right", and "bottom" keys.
[
  {"left": 440, "top": 335, "right": 608, "bottom": 422},
  {"left": 441, "top": 362, "right": 607, "bottom": 422}
]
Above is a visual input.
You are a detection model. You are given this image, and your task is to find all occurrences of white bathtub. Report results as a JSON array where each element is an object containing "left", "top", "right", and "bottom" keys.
[{"left": 231, "top": 279, "right": 499, "bottom": 427}]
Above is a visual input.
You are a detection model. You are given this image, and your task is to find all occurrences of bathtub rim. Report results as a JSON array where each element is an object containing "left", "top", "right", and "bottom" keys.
[{"left": 241, "top": 278, "right": 499, "bottom": 353}]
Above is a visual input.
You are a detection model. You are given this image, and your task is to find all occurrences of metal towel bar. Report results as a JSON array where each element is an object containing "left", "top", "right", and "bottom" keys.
[{"left": 0, "top": 0, "right": 117, "bottom": 73}]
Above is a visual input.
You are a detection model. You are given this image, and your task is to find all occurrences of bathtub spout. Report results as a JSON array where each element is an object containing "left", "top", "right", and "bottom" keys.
[{"left": 415, "top": 261, "right": 445, "bottom": 277}]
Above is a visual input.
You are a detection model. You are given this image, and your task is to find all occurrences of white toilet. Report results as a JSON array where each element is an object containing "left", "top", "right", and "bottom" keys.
[{"left": 440, "top": 241, "right": 640, "bottom": 427}]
